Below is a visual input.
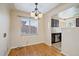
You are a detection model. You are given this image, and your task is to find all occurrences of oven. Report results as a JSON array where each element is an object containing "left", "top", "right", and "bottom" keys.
[{"left": 51, "top": 33, "right": 61, "bottom": 43}]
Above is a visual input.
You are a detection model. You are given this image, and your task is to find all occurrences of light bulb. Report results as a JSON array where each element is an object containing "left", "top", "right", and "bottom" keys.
[
  {"left": 35, "top": 16, "right": 38, "bottom": 19},
  {"left": 38, "top": 13, "right": 43, "bottom": 18},
  {"left": 31, "top": 12, "right": 35, "bottom": 17}
]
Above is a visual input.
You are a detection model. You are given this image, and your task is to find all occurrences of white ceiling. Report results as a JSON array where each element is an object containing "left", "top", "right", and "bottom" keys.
[{"left": 14, "top": 3, "right": 59, "bottom": 14}]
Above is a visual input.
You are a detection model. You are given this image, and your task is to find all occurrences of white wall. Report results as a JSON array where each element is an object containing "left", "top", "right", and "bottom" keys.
[
  {"left": 0, "top": 4, "right": 10, "bottom": 56},
  {"left": 10, "top": 10, "right": 45, "bottom": 49},
  {"left": 62, "top": 28, "right": 79, "bottom": 56}
]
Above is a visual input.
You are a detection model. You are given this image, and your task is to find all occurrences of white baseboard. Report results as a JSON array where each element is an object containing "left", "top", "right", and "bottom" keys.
[
  {"left": 44, "top": 42, "right": 51, "bottom": 46},
  {"left": 9, "top": 41, "right": 44, "bottom": 50}
]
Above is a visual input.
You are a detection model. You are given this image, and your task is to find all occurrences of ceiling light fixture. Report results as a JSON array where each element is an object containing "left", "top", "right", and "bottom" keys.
[{"left": 31, "top": 3, "right": 43, "bottom": 19}]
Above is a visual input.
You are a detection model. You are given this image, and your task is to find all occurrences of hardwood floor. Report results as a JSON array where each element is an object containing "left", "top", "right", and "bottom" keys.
[{"left": 8, "top": 43, "right": 64, "bottom": 56}]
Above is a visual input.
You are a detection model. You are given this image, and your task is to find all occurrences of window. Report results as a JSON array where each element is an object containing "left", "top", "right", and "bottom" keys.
[{"left": 21, "top": 17, "right": 38, "bottom": 35}]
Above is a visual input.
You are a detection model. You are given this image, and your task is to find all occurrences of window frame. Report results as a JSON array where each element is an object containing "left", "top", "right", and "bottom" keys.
[{"left": 20, "top": 16, "right": 38, "bottom": 36}]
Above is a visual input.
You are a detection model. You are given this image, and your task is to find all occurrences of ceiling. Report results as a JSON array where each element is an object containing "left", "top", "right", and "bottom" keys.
[{"left": 14, "top": 3, "right": 59, "bottom": 14}]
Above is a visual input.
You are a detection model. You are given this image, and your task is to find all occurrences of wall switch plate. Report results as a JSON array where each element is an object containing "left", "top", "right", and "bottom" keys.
[{"left": 4, "top": 33, "right": 6, "bottom": 38}]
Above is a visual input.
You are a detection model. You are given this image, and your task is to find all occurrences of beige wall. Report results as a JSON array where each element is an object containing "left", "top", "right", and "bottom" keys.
[
  {"left": 10, "top": 10, "right": 45, "bottom": 49},
  {"left": 0, "top": 4, "right": 10, "bottom": 56}
]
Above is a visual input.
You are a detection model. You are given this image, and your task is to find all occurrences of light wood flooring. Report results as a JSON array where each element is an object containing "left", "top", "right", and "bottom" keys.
[{"left": 8, "top": 43, "right": 64, "bottom": 56}]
